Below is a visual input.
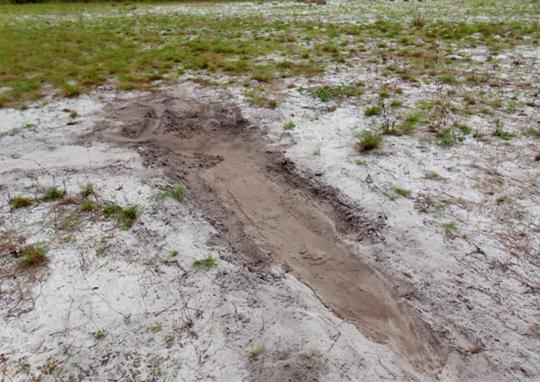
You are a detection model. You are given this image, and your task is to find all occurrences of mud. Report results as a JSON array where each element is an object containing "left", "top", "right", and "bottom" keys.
[{"left": 95, "top": 91, "right": 445, "bottom": 372}]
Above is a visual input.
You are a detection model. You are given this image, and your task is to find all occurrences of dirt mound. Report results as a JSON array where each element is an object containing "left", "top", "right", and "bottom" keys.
[{"left": 96, "top": 90, "right": 445, "bottom": 373}]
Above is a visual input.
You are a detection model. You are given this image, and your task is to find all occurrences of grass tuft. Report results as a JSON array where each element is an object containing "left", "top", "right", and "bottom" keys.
[
  {"left": 103, "top": 204, "right": 138, "bottom": 229},
  {"left": 193, "top": 254, "right": 217, "bottom": 268},
  {"left": 355, "top": 131, "right": 381, "bottom": 152},
  {"left": 159, "top": 185, "right": 187, "bottom": 203},
  {"left": 43, "top": 187, "right": 65, "bottom": 201},
  {"left": 283, "top": 121, "right": 296, "bottom": 131},
  {"left": 9, "top": 195, "right": 33, "bottom": 209},
  {"left": 17, "top": 245, "right": 48, "bottom": 270}
]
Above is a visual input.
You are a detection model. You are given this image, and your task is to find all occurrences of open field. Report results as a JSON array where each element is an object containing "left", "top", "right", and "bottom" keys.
[{"left": 1, "top": 1, "right": 539, "bottom": 381}]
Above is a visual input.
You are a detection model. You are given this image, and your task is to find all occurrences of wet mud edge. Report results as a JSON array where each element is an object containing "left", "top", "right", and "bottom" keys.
[{"left": 89, "top": 91, "right": 447, "bottom": 373}]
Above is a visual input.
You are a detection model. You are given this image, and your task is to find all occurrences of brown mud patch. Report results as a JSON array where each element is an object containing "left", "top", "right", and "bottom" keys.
[{"left": 91, "top": 91, "right": 446, "bottom": 373}]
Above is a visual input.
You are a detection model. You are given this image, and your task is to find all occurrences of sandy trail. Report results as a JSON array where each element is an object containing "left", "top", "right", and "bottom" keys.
[{"left": 96, "top": 91, "right": 445, "bottom": 373}]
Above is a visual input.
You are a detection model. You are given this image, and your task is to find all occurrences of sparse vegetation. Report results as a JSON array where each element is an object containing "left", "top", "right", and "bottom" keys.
[
  {"left": 9, "top": 195, "right": 33, "bottom": 209},
  {"left": 103, "top": 203, "right": 139, "bottom": 229},
  {"left": 364, "top": 104, "right": 383, "bottom": 117},
  {"left": 80, "top": 200, "right": 96, "bottom": 212},
  {"left": 283, "top": 121, "right": 296, "bottom": 131},
  {"left": 93, "top": 330, "right": 106, "bottom": 340},
  {"left": 43, "top": 186, "right": 65, "bottom": 201},
  {"left": 193, "top": 254, "right": 217, "bottom": 268},
  {"left": 355, "top": 131, "right": 381, "bottom": 152},
  {"left": 493, "top": 120, "right": 516, "bottom": 141},
  {"left": 355, "top": 159, "right": 368, "bottom": 166},
  {"left": 80, "top": 184, "right": 95, "bottom": 198},
  {"left": 248, "top": 346, "right": 263, "bottom": 359},
  {"left": 159, "top": 185, "right": 187, "bottom": 203},
  {"left": 17, "top": 245, "right": 48, "bottom": 269},
  {"left": 393, "top": 187, "right": 412, "bottom": 198}
]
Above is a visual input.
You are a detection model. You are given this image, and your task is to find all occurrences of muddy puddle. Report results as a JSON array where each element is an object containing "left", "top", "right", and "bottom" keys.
[{"left": 95, "top": 91, "right": 444, "bottom": 372}]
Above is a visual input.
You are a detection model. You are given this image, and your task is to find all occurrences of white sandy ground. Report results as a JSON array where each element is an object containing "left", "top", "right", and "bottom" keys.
[
  {"left": 236, "top": 73, "right": 540, "bottom": 380},
  {"left": 1, "top": 91, "right": 430, "bottom": 381}
]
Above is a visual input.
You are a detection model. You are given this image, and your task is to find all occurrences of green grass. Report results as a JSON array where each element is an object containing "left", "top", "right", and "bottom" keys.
[
  {"left": 0, "top": 2, "right": 536, "bottom": 107},
  {"left": 355, "top": 131, "right": 381, "bottom": 151},
  {"left": 17, "top": 245, "right": 48, "bottom": 270},
  {"left": 364, "top": 104, "right": 383, "bottom": 117},
  {"left": 193, "top": 254, "right": 217, "bottom": 268},
  {"left": 9, "top": 195, "right": 33, "bottom": 209},
  {"left": 103, "top": 203, "right": 139, "bottom": 229},
  {"left": 80, "top": 199, "right": 96, "bottom": 212},
  {"left": 159, "top": 185, "right": 187, "bottom": 203},
  {"left": 283, "top": 121, "right": 296, "bottom": 131},
  {"left": 392, "top": 187, "right": 411, "bottom": 198},
  {"left": 311, "top": 83, "right": 363, "bottom": 102},
  {"left": 492, "top": 120, "right": 516, "bottom": 141},
  {"left": 43, "top": 186, "right": 66, "bottom": 201}
]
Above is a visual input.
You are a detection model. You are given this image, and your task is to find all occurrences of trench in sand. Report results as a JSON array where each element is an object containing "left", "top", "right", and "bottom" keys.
[{"left": 96, "top": 91, "right": 445, "bottom": 373}]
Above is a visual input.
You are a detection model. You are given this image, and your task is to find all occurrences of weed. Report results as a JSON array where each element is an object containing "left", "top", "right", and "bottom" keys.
[
  {"left": 424, "top": 171, "right": 441, "bottom": 180},
  {"left": 436, "top": 127, "right": 465, "bottom": 147},
  {"left": 119, "top": 206, "right": 138, "bottom": 229},
  {"left": 80, "top": 183, "right": 95, "bottom": 198},
  {"left": 9, "top": 195, "right": 33, "bottom": 209},
  {"left": 80, "top": 200, "right": 96, "bottom": 212},
  {"left": 164, "top": 335, "right": 175, "bottom": 347},
  {"left": 69, "top": 110, "right": 79, "bottom": 119},
  {"left": 355, "top": 131, "right": 381, "bottom": 152},
  {"left": 150, "top": 323, "right": 162, "bottom": 333},
  {"left": 103, "top": 204, "right": 138, "bottom": 229},
  {"left": 525, "top": 128, "right": 540, "bottom": 137},
  {"left": 93, "top": 330, "right": 106, "bottom": 340},
  {"left": 492, "top": 120, "right": 516, "bottom": 141},
  {"left": 193, "top": 254, "right": 217, "bottom": 268},
  {"left": 393, "top": 187, "right": 412, "bottom": 198},
  {"left": 443, "top": 221, "right": 462, "bottom": 238},
  {"left": 311, "top": 83, "right": 363, "bottom": 102},
  {"left": 313, "top": 147, "right": 321, "bottom": 156},
  {"left": 283, "top": 121, "right": 296, "bottom": 131},
  {"left": 23, "top": 123, "right": 34, "bottom": 129},
  {"left": 248, "top": 346, "right": 263, "bottom": 359},
  {"left": 103, "top": 203, "right": 122, "bottom": 216},
  {"left": 17, "top": 245, "right": 48, "bottom": 269},
  {"left": 364, "top": 104, "right": 383, "bottom": 117},
  {"left": 43, "top": 186, "right": 65, "bottom": 201},
  {"left": 159, "top": 185, "right": 187, "bottom": 203},
  {"left": 355, "top": 159, "right": 368, "bottom": 166},
  {"left": 170, "top": 250, "right": 178, "bottom": 257}
]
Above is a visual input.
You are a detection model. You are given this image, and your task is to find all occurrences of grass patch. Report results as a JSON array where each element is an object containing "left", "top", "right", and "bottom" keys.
[
  {"left": 193, "top": 254, "right": 217, "bottom": 269},
  {"left": 393, "top": 187, "right": 412, "bottom": 198},
  {"left": 17, "top": 245, "right": 48, "bottom": 270},
  {"left": 355, "top": 131, "right": 381, "bottom": 152},
  {"left": 9, "top": 195, "right": 33, "bottom": 209},
  {"left": 492, "top": 120, "right": 516, "bottom": 141},
  {"left": 103, "top": 203, "right": 138, "bottom": 230},
  {"left": 443, "top": 221, "right": 463, "bottom": 238},
  {"left": 364, "top": 104, "right": 383, "bottom": 117},
  {"left": 355, "top": 159, "right": 368, "bottom": 166},
  {"left": 159, "top": 185, "right": 187, "bottom": 203},
  {"left": 80, "top": 183, "right": 95, "bottom": 198},
  {"left": 283, "top": 121, "right": 296, "bottom": 131},
  {"left": 311, "top": 83, "right": 363, "bottom": 102},
  {"left": 80, "top": 199, "right": 96, "bottom": 212},
  {"left": 43, "top": 186, "right": 65, "bottom": 201}
]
